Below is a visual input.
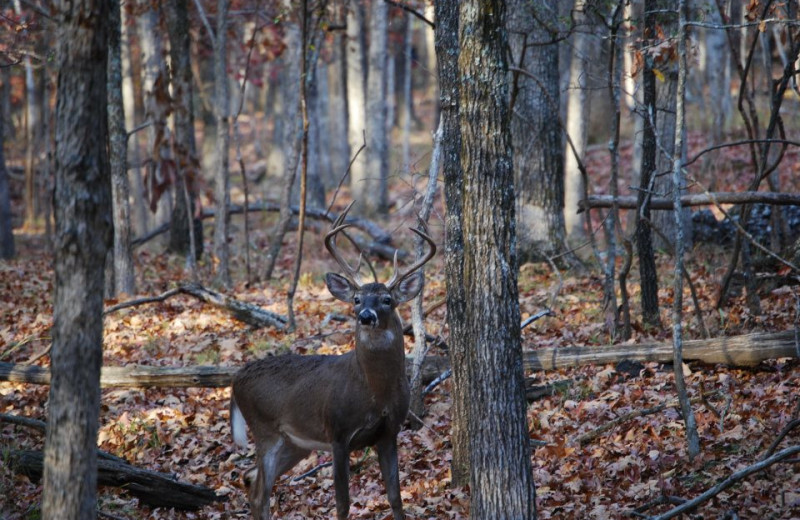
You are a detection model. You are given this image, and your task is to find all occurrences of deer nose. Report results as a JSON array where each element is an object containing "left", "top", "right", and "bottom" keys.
[{"left": 358, "top": 309, "right": 378, "bottom": 326}]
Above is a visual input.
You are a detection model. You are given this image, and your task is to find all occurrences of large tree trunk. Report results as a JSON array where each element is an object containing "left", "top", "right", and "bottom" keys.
[
  {"left": 345, "top": 0, "right": 368, "bottom": 213},
  {"left": 212, "top": 0, "right": 231, "bottom": 288},
  {"left": 458, "top": 1, "right": 537, "bottom": 517},
  {"left": 166, "top": 0, "right": 202, "bottom": 264},
  {"left": 364, "top": 0, "right": 389, "bottom": 216},
  {"left": 434, "top": 0, "right": 468, "bottom": 488},
  {"left": 108, "top": 0, "right": 135, "bottom": 296},
  {"left": 0, "top": 74, "right": 14, "bottom": 260},
  {"left": 508, "top": 0, "right": 568, "bottom": 265},
  {"left": 43, "top": 0, "right": 111, "bottom": 517}
]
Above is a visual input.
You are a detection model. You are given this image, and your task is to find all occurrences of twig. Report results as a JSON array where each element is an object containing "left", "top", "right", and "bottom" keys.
[
  {"left": 520, "top": 309, "right": 554, "bottom": 331},
  {"left": 383, "top": 0, "right": 434, "bottom": 28},
  {"left": 760, "top": 418, "right": 800, "bottom": 461},
  {"left": 641, "top": 445, "right": 800, "bottom": 520},
  {"left": 103, "top": 288, "right": 182, "bottom": 315},
  {"left": 291, "top": 461, "right": 332, "bottom": 481},
  {"left": 422, "top": 368, "right": 451, "bottom": 396},
  {"left": 23, "top": 344, "right": 51, "bottom": 366}
]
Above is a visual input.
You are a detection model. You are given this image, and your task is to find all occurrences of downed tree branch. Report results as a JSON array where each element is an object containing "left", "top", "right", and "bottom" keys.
[
  {"left": 104, "top": 283, "right": 287, "bottom": 330},
  {"left": 578, "top": 191, "right": 800, "bottom": 212},
  {"left": 637, "top": 445, "right": 800, "bottom": 520},
  {"left": 9, "top": 450, "right": 225, "bottom": 510},
  {"left": 572, "top": 392, "right": 718, "bottom": 446},
  {"left": 1, "top": 330, "right": 795, "bottom": 388}
]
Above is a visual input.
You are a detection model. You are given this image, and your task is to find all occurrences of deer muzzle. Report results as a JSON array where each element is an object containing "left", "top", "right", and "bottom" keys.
[{"left": 358, "top": 308, "right": 378, "bottom": 327}]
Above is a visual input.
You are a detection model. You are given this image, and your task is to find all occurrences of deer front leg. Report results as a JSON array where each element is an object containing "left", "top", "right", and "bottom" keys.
[
  {"left": 332, "top": 441, "right": 351, "bottom": 520},
  {"left": 376, "top": 436, "right": 405, "bottom": 519}
]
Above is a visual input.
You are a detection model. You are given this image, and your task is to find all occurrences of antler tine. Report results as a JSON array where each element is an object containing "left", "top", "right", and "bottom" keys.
[
  {"left": 386, "top": 227, "right": 437, "bottom": 290},
  {"left": 325, "top": 201, "right": 362, "bottom": 286}
]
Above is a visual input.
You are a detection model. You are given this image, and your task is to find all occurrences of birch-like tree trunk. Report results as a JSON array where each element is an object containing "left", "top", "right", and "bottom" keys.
[
  {"left": 213, "top": 0, "right": 231, "bottom": 288},
  {"left": 458, "top": 1, "right": 537, "bottom": 515},
  {"left": 43, "top": 0, "right": 111, "bottom": 516},
  {"left": 345, "top": 0, "right": 368, "bottom": 211},
  {"left": 108, "top": 0, "right": 135, "bottom": 296},
  {"left": 364, "top": 0, "right": 389, "bottom": 216}
]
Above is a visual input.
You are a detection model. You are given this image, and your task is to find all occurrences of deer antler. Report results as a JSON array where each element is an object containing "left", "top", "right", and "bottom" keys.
[
  {"left": 325, "top": 202, "right": 363, "bottom": 287},
  {"left": 385, "top": 225, "right": 436, "bottom": 290}
]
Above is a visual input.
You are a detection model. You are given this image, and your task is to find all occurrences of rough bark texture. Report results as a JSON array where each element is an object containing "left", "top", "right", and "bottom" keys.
[
  {"left": 108, "top": 0, "right": 135, "bottom": 295},
  {"left": 213, "top": 0, "right": 231, "bottom": 288},
  {"left": 434, "top": 0, "right": 469, "bottom": 488},
  {"left": 166, "top": 0, "right": 202, "bottom": 261},
  {"left": 0, "top": 78, "right": 14, "bottom": 259},
  {"left": 636, "top": 18, "right": 661, "bottom": 328},
  {"left": 458, "top": 1, "right": 537, "bottom": 517},
  {"left": 508, "top": 0, "right": 566, "bottom": 264},
  {"left": 43, "top": 1, "right": 111, "bottom": 517},
  {"left": 364, "top": 0, "right": 389, "bottom": 216}
]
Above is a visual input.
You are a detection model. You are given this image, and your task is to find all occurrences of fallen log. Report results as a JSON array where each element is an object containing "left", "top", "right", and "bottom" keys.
[
  {"left": 577, "top": 192, "right": 800, "bottom": 212},
  {"left": 0, "top": 331, "right": 794, "bottom": 388},
  {"left": 9, "top": 450, "right": 225, "bottom": 510}
]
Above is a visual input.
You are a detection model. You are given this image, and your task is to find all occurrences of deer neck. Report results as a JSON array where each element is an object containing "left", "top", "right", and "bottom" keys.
[{"left": 354, "top": 320, "right": 406, "bottom": 404}]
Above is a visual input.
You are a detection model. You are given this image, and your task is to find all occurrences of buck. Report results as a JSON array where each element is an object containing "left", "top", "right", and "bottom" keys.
[{"left": 230, "top": 204, "right": 435, "bottom": 520}]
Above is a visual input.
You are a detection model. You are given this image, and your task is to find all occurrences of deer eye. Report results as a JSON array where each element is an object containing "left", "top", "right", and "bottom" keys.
[
  {"left": 382, "top": 296, "right": 392, "bottom": 305},
  {"left": 354, "top": 296, "right": 361, "bottom": 305}
]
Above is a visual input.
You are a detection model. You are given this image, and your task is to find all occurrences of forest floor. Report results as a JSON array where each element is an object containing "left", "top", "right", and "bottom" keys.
[{"left": 1, "top": 133, "right": 800, "bottom": 519}]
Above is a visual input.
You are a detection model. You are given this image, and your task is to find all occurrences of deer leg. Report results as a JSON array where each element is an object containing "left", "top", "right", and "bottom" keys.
[
  {"left": 332, "top": 441, "right": 351, "bottom": 520},
  {"left": 249, "top": 436, "right": 293, "bottom": 520},
  {"left": 376, "top": 436, "right": 405, "bottom": 519}
]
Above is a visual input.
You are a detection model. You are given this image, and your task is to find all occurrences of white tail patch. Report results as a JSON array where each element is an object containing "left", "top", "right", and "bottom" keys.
[{"left": 231, "top": 398, "right": 249, "bottom": 448}]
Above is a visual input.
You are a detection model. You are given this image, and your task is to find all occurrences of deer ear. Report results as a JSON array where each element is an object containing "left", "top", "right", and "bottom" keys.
[
  {"left": 326, "top": 273, "right": 356, "bottom": 302},
  {"left": 392, "top": 271, "right": 423, "bottom": 304}
]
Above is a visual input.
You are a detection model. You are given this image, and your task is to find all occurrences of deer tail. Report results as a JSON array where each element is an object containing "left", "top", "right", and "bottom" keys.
[{"left": 230, "top": 395, "right": 248, "bottom": 448}]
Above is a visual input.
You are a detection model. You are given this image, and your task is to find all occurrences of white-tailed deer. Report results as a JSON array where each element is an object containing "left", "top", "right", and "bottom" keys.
[{"left": 230, "top": 203, "right": 435, "bottom": 519}]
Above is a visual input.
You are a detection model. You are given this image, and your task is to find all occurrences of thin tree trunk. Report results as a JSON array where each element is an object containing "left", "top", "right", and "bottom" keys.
[
  {"left": 434, "top": 0, "right": 469, "bottom": 488},
  {"left": 213, "top": 0, "right": 231, "bottom": 288},
  {"left": 14, "top": 0, "right": 39, "bottom": 230},
  {"left": 0, "top": 77, "right": 14, "bottom": 260},
  {"left": 458, "top": 1, "right": 537, "bottom": 515},
  {"left": 108, "top": 0, "right": 135, "bottom": 296},
  {"left": 671, "top": 0, "right": 700, "bottom": 461},
  {"left": 43, "top": 0, "right": 111, "bottom": 516}
]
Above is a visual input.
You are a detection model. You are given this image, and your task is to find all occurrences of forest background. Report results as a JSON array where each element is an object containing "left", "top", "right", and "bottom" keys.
[{"left": 0, "top": 0, "right": 799, "bottom": 519}]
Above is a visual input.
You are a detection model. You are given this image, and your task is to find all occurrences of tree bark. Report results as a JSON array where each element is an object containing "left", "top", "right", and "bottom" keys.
[
  {"left": 212, "top": 0, "right": 231, "bottom": 288},
  {"left": 345, "top": 0, "right": 368, "bottom": 213},
  {"left": 508, "top": 0, "right": 568, "bottom": 265},
  {"left": 43, "top": 0, "right": 111, "bottom": 517},
  {"left": 458, "top": 1, "right": 537, "bottom": 517},
  {"left": 364, "top": 0, "right": 389, "bottom": 216},
  {"left": 166, "top": 0, "right": 202, "bottom": 264},
  {"left": 108, "top": 0, "right": 135, "bottom": 296},
  {"left": 434, "top": 0, "right": 469, "bottom": 488},
  {"left": 0, "top": 75, "right": 14, "bottom": 260}
]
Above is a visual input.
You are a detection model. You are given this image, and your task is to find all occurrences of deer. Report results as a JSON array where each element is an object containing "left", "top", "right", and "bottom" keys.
[{"left": 230, "top": 203, "right": 436, "bottom": 520}]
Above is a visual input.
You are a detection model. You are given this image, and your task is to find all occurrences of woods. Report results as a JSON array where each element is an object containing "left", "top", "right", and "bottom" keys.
[{"left": 1, "top": 1, "right": 800, "bottom": 519}]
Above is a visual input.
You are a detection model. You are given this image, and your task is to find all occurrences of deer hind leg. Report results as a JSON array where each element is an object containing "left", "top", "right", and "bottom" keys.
[
  {"left": 376, "top": 436, "right": 404, "bottom": 519},
  {"left": 248, "top": 436, "right": 310, "bottom": 520}
]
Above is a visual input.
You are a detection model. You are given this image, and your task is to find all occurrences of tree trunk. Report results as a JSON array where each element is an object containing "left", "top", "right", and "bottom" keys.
[
  {"left": 166, "top": 0, "right": 203, "bottom": 264},
  {"left": 458, "top": 1, "right": 537, "bottom": 517},
  {"left": 508, "top": 0, "right": 569, "bottom": 265},
  {"left": 636, "top": 2, "right": 662, "bottom": 328},
  {"left": 15, "top": 0, "right": 40, "bottom": 231},
  {"left": 434, "top": 0, "right": 469, "bottom": 488},
  {"left": 563, "top": 2, "right": 591, "bottom": 243},
  {"left": 43, "top": 0, "right": 111, "bottom": 517},
  {"left": 364, "top": 0, "right": 389, "bottom": 216},
  {"left": 213, "top": 0, "right": 231, "bottom": 288},
  {"left": 108, "top": 0, "right": 135, "bottom": 296},
  {"left": 345, "top": 0, "right": 368, "bottom": 213},
  {"left": 0, "top": 75, "right": 14, "bottom": 260}
]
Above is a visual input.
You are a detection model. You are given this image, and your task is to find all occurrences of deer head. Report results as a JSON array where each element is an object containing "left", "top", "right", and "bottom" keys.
[{"left": 230, "top": 202, "right": 435, "bottom": 520}]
